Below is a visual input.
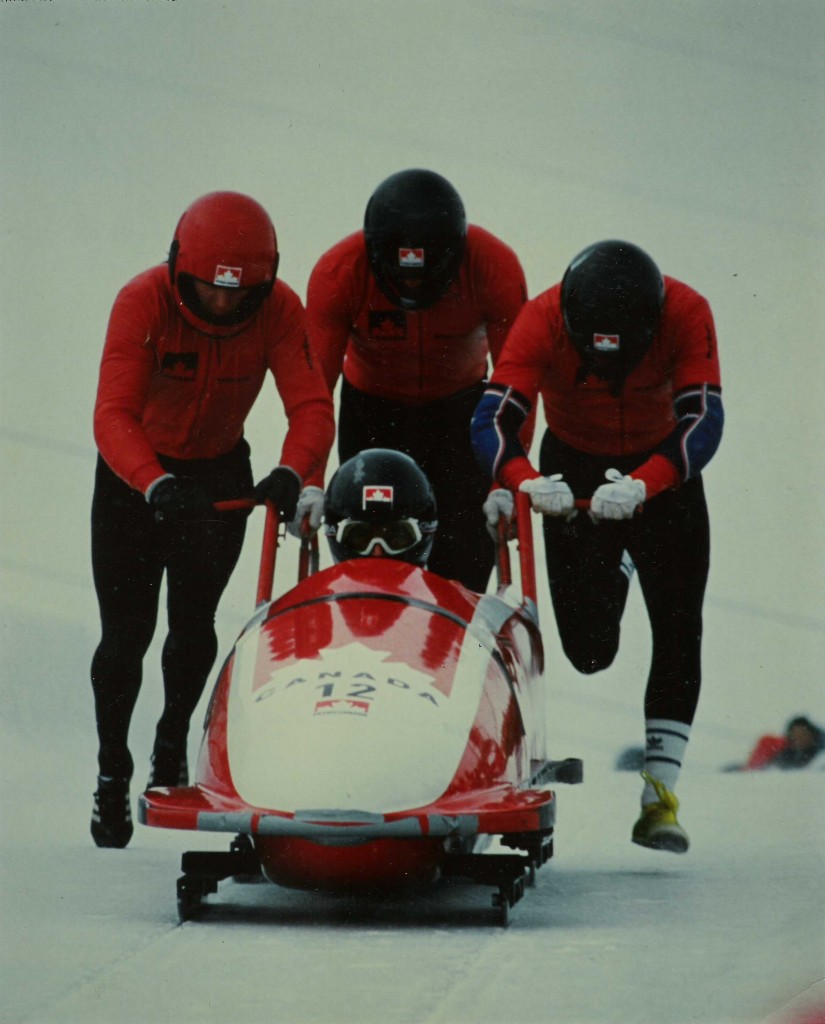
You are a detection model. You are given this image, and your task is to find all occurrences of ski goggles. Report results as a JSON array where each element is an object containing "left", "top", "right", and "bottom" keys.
[{"left": 331, "top": 517, "right": 424, "bottom": 556}]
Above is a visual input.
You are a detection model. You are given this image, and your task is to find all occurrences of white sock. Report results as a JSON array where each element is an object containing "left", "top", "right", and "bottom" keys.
[{"left": 641, "top": 718, "right": 691, "bottom": 804}]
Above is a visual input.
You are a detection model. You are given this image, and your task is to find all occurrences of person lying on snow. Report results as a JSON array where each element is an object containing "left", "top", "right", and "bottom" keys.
[{"left": 723, "top": 716, "right": 825, "bottom": 772}]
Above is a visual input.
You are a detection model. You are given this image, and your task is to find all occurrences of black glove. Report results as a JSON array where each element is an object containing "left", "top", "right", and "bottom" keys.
[
  {"left": 253, "top": 466, "right": 301, "bottom": 520},
  {"left": 148, "top": 476, "right": 213, "bottom": 523}
]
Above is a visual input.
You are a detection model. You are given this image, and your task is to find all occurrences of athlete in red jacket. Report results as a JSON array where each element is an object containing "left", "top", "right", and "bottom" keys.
[
  {"left": 472, "top": 240, "right": 724, "bottom": 854},
  {"left": 90, "top": 192, "right": 334, "bottom": 848},
  {"left": 306, "top": 169, "right": 528, "bottom": 592}
]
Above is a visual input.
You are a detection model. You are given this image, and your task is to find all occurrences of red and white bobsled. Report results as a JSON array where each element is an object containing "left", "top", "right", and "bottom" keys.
[{"left": 139, "top": 494, "right": 582, "bottom": 925}]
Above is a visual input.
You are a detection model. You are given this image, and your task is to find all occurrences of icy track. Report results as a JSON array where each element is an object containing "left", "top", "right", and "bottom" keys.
[
  {"left": 1, "top": 1, "right": 823, "bottom": 1022},
  {"left": 1, "top": 735, "right": 824, "bottom": 1024},
  {"left": 2, "top": 564, "right": 823, "bottom": 1024}
]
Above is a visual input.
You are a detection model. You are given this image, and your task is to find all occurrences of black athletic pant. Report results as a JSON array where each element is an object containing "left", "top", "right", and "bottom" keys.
[
  {"left": 90, "top": 443, "right": 253, "bottom": 778},
  {"left": 539, "top": 430, "right": 710, "bottom": 726},
  {"left": 337, "top": 379, "right": 496, "bottom": 592}
]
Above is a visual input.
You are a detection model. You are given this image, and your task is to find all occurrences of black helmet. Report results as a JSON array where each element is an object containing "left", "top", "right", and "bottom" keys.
[
  {"left": 324, "top": 449, "right": 438, "bottom": 566},
  {"left": 364, "top": 169, "right": 467, "bottom": 311},
  {"left": 561, "top": 240, "right": 665, "bottom": 381}
]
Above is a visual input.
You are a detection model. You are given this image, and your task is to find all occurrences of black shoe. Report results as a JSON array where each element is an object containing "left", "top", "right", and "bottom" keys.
[
  {"left": 146, "top": 742, "right": 189, "bottom": 789},
  {"left": 91, "top": 775, "right": 133, "bottom": 848}
]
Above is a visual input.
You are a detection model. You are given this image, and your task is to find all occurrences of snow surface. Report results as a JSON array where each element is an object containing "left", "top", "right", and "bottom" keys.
[{"left": 1, "top": 2, "right": 824, "bottom": 1022}]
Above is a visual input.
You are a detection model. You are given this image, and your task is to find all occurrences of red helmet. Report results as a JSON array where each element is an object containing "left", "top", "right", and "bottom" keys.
[{"left": 169, "top": 192, "right": 279, "bottom": 335}]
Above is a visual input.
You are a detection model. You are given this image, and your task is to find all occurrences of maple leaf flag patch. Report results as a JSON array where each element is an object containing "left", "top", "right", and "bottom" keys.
[
  {"left": 213, "top": 265, "right": 243, "bottom": 287},
  {"left": 363, "top": 485, "right": 394, "bottom": 508},
  {"left": 398, "top": 247, "right": 425, "bottom": 267},
  {"left": 593, "top": 333, "right": 620, "bottom": 352}
]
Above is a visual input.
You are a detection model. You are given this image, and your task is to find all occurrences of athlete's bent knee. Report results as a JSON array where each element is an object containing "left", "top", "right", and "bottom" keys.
[{"left": 562, "top": 639, "right": 619, "bottom": 675}]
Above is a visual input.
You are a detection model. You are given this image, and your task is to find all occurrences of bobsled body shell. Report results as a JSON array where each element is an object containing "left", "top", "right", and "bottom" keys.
[{"left": 140, "top": 559, "right": 554, "bottom": 887}]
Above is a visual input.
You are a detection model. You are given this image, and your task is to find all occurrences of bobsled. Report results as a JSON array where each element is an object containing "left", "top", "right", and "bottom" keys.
[{"left": 139, "top": 494, "right": 582, "bottom": 925}]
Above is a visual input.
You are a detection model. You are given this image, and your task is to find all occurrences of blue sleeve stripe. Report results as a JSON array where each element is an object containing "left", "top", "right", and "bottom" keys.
[
  {"left": 675, "top": 384, "right": 724, "bottom": 479},
  {"left": 471, "top": 385, "right": 531, "bottom": 479}
]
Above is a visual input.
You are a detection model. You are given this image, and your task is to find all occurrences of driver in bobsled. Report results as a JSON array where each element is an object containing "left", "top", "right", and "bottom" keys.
[{"left": 322, "top": 448, "right": 438, "bottom": 567}]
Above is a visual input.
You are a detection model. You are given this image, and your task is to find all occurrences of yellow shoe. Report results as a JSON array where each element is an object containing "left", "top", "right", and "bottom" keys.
[{"left": 631, "top": 771, "right": 689, "bottom": 853}]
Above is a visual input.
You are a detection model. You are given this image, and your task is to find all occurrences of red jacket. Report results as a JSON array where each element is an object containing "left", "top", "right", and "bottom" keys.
[
  {"left": 306, "top": 225, "right": 527, "bottom": 404},
  {"left": 745, "top": 735, "right": 787, "bottom": 770},
  {"left": 488, "top": 277, "right": 722, "bottom": 496},
  {"left": 94, "top": 265, "right": 335, "bottom": 494}
]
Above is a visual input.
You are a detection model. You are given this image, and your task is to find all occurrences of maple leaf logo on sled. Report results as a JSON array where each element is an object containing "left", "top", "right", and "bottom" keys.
[
  {"left": 213, "top": 265, "right": 243, "bottom": 287},
  {"left": 314, "top": 699, "right": 371, "bottom": 716}
]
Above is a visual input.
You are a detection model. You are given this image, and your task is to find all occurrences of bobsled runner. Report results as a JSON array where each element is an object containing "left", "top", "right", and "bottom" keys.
[{"left": 139, "top": 494, "right": 583, "bottom": 926}]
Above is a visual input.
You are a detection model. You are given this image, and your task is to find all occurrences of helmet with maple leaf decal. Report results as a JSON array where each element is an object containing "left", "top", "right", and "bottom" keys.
[
  {"left": 364, "top": 169, "right": 467, "bottom": 311},
  {"left": 168, "top": 191, "right": 279, "bottom": 336},
  {"left": 324, "top": 449, "right": 438, "bottom": 566},
  {"left": 561, "top": 239, "right": 664, "bottom": 381}
]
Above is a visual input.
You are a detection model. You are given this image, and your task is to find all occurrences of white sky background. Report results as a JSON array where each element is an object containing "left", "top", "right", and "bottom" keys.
[{"left": 0, "top": 3, "right": 823, "bottom": 1023}]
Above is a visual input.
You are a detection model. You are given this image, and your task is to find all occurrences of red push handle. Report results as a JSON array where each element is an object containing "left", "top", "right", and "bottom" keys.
[
  {"left": 496, "top": 516, "right": 512, "bottom": 589},
  {"left": 298, "top": 518, "right": 320, "bottom": 581},
  {"left": 493, "top": 494, "right": 537, "bottom": 614},
  {"left": 213, "top": 498, "right": 318, "bottom": 603},
  {"left": 494, "top": 494, "right": 592, "bottom": 615},
  {"left": 213, "top": 498, "right": 257, "bottom": 512},
  {"left": 212, "top": 496, "right": 279, "bottom": 604},
  {"left": 255, "top": 501, "right": 281, "bottom": 605},
  {"left": 515, "top": 492, "right": 537, "bottom": 608},
  {"left": 211, "top": 498, "right": 279, "bottom": 604}
]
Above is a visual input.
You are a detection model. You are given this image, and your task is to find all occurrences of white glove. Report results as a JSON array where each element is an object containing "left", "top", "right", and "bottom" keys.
[
  {"left": 519, "top": 474, "right": 575, "bottom": 517},
  {"left": 482, "top": 489, "right": 514, "bottom": 539},
  {"left": 287, "top": 486, "right": 325, "bottom": 538},
  {"left": 589, "top": 469, "right": 646, "bottom": 521}
]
